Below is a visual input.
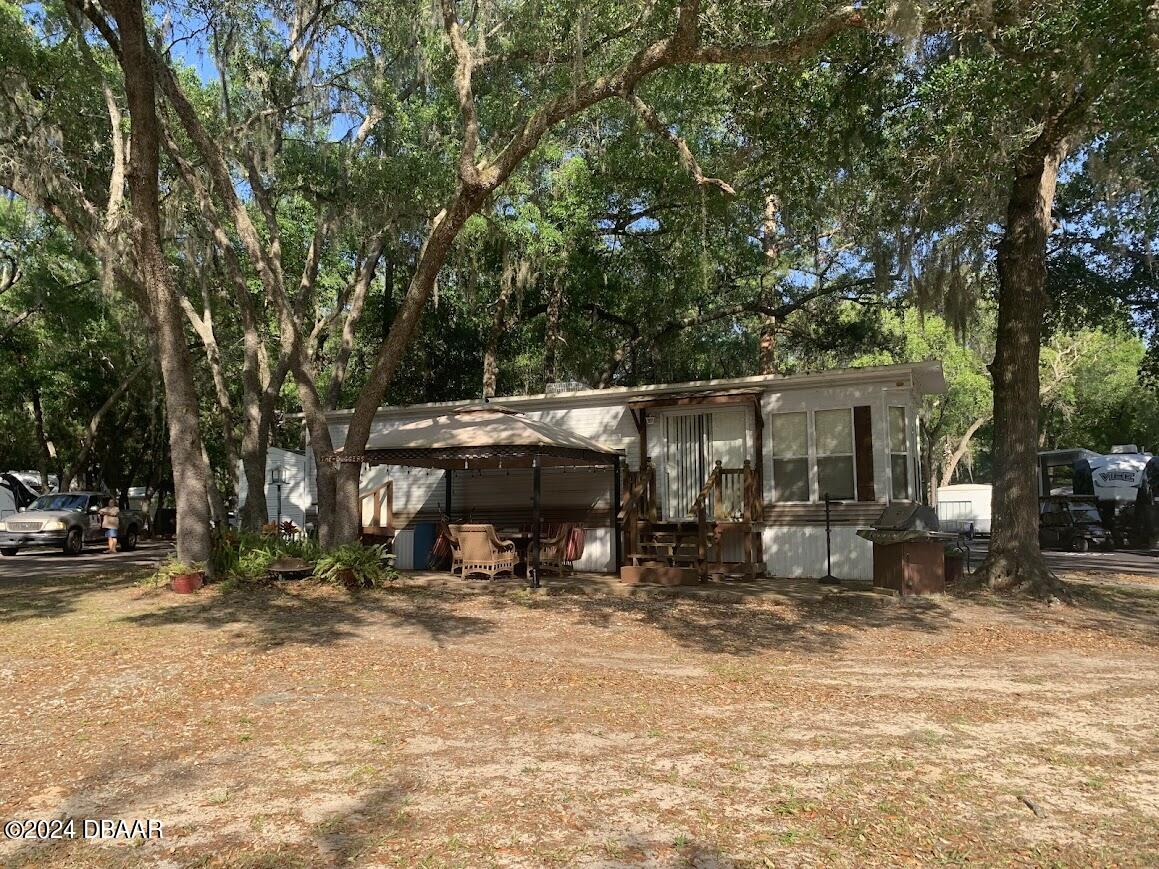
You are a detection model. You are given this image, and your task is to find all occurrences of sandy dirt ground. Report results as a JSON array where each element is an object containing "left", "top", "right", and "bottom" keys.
[{"left": 0, "top": 569, "right": 1156, "bottom": 867}]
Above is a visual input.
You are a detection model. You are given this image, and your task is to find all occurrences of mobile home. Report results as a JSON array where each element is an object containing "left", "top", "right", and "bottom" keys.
[
  {"left": 313, "top": 361, "right": 946, "bottom": 580},
  {"left": 236, "top": 447, "right": 312, "bottom": 529}
]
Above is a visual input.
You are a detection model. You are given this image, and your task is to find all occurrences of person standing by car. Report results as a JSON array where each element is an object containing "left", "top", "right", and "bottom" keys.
[{"left": 98, "top": 498, "right": 120, "bottom": 554}]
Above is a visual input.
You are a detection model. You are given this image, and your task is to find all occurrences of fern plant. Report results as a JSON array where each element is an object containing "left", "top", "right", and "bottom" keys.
[{"left": 313, "top": 543, "right": 394, "bottom": 589}]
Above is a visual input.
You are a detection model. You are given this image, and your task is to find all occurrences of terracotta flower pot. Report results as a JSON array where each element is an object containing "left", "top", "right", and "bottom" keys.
[{"left": 170, "top": 572, "right": 204, "bottom": 594}]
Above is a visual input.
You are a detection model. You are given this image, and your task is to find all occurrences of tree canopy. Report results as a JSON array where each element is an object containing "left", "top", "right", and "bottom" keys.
[{"left": 0, "top": 0, "right": 1155, "bottom": 584}]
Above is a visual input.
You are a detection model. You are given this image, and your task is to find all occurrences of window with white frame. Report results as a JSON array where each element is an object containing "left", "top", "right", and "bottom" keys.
[
  {"left": 771, "top": 412, "right": 809, "bottom": 501},
  {"left": 814, "top": 408, "right": 856, "bottom": 500},
  {"left": 889, "top": 405, "right": 910, "bottom": 500}
]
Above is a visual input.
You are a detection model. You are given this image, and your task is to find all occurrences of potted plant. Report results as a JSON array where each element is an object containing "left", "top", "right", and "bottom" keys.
[
  {"left": 314, "top": 543, "right": 393, "bottom": 590},
  {"left": 150, "top": 558, "right": 207, "bottom": 593}
]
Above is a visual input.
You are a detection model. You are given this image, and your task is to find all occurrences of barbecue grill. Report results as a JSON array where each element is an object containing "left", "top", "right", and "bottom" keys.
[{"left": 857, "top": 504, "right": 956, "bottom": 595}]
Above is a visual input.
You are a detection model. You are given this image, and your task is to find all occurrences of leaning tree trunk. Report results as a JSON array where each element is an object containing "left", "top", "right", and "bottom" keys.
[
  {"left": 977, "top": 141, "right": 1070, "bottom": 599},
  {"left": 332, "top": 192, "right": 486, "bottom": 543},
  {"left": 106, "top": 0, "right": 212, "bottom": 565},
  {"left": 759, "top": 194, "right": 781, "bottom": 375}
]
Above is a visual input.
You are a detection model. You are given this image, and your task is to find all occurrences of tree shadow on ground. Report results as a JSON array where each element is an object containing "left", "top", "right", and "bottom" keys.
[
  {"left": 0, "top": 570, "right": 144, "bottom": 625},
  {"left": 601, "top": 832, "right": 742, "bottom": 867},
  {"left": 952, "top": 577, "right": 1159, "bottom": 646},
  {"left": 484, "top": 583, "right": 962, "bottom": 656},
  {"left": 4, "top": 737, "right": 415, "bottom": 868},
  {"left": 120, "top": 582, "right": 498, "bottom": 649}
]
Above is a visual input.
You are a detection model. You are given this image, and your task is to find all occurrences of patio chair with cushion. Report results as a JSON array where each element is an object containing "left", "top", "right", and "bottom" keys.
[
  {"left": 539, "top": 523, "right": 585, "bottom": 575},
  {"left": 450, "top": 524, "right": 516, "bottom": 579}
]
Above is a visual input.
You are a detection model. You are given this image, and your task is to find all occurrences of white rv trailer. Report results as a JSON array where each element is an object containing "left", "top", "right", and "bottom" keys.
[{"left": 935, "top": 483, "right": 992, "bottom": 535}]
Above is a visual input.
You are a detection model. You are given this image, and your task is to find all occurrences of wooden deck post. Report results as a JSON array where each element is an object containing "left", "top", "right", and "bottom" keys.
[
  {"left": 696, "top": 504, "right": 708, "bottom": 581},
  {"left": 531, "top": 454, "right": 542, "bottom": 584},
  {"left": 386, "top": 480, "right": 394, "bottom": 534},
  {"left": 742, "top": 460, "right": 755, "bottom": 577},
  {"left": 445, "top": 469, "right": 453, "bottom": 521},
  {"left": 612, "top": 457, "right": 622, "bottom": 571},
  {"left": 712, "top": 460, "right": 723, "bottom": 520},
  {"left": 645, "top": 458, "right": 657, "bottom": 523}
]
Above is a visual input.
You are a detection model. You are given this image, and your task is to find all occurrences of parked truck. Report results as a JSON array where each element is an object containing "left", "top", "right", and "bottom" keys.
[{"left": 0, "top": 491, "right": 143, "bottom": 556}]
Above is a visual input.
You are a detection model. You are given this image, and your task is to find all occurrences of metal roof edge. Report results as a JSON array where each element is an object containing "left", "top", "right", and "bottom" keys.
[{"left": 321, "top": 360, "right": 947, "bottom": 423}]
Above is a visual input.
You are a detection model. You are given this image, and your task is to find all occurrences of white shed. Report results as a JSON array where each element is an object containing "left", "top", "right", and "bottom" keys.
[
  {"left": 935, "top": 483, "right": 992, "bottom": 535},
  {"left": 236, "top": 447, "right": 311, "bottom": 529}
]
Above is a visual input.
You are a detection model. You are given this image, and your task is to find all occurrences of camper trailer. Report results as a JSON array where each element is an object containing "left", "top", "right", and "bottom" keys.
[
  {"left": 935, "top": 483, "right": 992, "bottom": 536},
  {"left": 1072, "top": 446, "right": 1159, "bottom": 548},
  {"left": 0, "top": 472, "right": 38, "bottom": 521}
]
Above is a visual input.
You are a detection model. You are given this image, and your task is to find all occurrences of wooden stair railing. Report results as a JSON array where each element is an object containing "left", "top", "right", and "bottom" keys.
[
  {"left": 619, "top": 458, "right": 657, "bottom": 562},
  {"left": 685, "top": 460, "right": 766, "bottom": 579},
  {"left": 360, "top": 480, "right": 394, "bottom": 536}
]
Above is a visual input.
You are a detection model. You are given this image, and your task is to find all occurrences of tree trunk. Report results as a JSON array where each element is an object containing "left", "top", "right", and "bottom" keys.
[
  {"left": 59, "top": 358, "right": 147, "bottom": 492},
  {"left": 940, "top": 414, "right": 991, "bottom": 490},
  {"left": 29, "top": 385, "right": 58, "bottom": 490},
  {"left": 181, "top": 295, "right": 241, "bottom": 503},
  {"left": 543, "top": 272, "right": 565, "bottom": 384},
  {"left": 332, "top": 190, "right": 486, "bottom": 542},
  {"left": 758, "top": 319, "right": 778, "bottom": 375},
  {"left": 759, "top": 194, "right": 781, "bottom": 375},
  {"left": 106, "top": 0, "right": 212, "bottom": 566},
  {"left": 977, "top": 141, "right": 1069, "bottom": 599},
  {"left": 482, "top": 258, "right": 516, "bottom": 398}
]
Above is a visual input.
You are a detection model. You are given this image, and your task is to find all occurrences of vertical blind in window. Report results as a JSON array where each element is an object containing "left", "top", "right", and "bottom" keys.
[
  {"left": 665, "top": 413, "right": 710, "bottom": 519},
  {"left": 663, "top": 410, "right": 748, "bottom": 518}
]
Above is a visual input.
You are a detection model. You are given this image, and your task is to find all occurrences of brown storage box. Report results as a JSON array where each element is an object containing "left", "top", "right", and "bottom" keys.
[
  {"left": 620, "top": 564, "right": 701, "bottom": 586},
  {"left": 872, "top": 540, "right": 945, "bottom": 595}
]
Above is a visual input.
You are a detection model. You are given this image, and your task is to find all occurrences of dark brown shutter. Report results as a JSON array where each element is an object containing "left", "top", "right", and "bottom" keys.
[{"left": 853, "top": 405, "right": 875, "bottom": 501}]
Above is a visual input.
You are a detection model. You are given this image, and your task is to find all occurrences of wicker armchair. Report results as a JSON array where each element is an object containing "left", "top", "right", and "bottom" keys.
[{"left": 450, "top": 524, "right": 516, "bottom": 579}]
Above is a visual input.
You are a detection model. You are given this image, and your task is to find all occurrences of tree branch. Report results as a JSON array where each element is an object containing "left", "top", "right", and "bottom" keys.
[
  {"left": 625, "top": 93, "right": 736, "bottom": 195},
  {"left": 441, "top": 0, "right": 483, "bottom": 188}
]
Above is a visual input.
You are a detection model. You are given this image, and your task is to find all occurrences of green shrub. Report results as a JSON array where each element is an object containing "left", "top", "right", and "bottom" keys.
[
  {"left": 210, "top": 529, "right": 323, "bottom": 583},
  {"left": 234, "top": 546, "right": 277, "bottom": 582},
  {"left": 314, "top": 542, "right": 395, "bottom": 589}
]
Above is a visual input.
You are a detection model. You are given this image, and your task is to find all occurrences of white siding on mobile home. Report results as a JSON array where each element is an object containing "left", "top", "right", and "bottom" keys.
[{"left": 237, "top": 447, "right": 311, "bottom": 529}]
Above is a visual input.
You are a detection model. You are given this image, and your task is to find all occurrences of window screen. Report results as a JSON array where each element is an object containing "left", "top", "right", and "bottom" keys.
[
  {"left": 815, "top": 409, "right": 855, "bottom": 500},
  {"left": 771, "top": 412, "right": 809, "bottom": 501}
]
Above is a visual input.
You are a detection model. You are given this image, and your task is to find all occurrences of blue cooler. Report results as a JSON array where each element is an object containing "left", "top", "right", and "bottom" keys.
[{"left": 412, "top": 521, "right": 438, "bottom": 569}]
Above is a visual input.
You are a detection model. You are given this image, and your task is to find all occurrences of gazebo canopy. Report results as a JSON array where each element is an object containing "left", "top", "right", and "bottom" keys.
[{"left": 332, "top": 404, "right": 620, "bottom": 469}]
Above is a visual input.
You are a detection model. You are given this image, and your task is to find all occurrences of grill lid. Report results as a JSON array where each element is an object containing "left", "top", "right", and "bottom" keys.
[{"left": 873, "top": 503, "right": 940, "bottom": 531}]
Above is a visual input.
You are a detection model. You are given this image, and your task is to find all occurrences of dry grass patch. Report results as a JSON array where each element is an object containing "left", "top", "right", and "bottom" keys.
[{"left": 0, "top": 570, "right": 1156, "bottom": 866}]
